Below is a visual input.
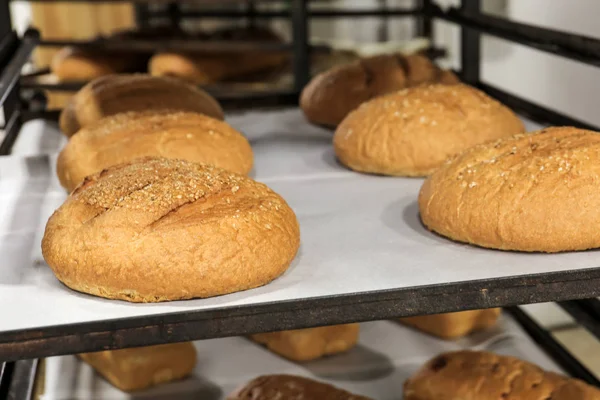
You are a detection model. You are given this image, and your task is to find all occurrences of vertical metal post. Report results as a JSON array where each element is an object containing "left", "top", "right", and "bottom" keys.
[
  {"left": 247, "top": 0, "right": 256, "bottom": 28},
  {"left": 291, "top": 0, "right": 310, "bottom": 93},
  {"left": 134, "top": 4, "right": 150, "bottom": 30},
  {"left": 167, "top": 2, "right": 181, "bottom": 29},
  {"left": 415, "top": 0, "right": 432, "bottom": 39},
  {"left": 460, "top": 0, "right": 481, "bottom": 84},
  {"left": 377, "top": 0, "right": 389, "bottom": 43},
  {"left": 0, "top": 0, "right": 19, "bottom": 149}
]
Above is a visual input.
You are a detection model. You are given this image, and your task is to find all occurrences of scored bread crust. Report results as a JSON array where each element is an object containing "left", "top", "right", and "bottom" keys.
[
  {"left": 227, "top": 375, "right": 372, "bottom": 400},
  {"left": 57, "top": 111, "right": 254, "bottom": 192},
  {"left": 404, "top": 351, "right": 600, "bottom": 400},
  {"left": 333, "top": 83, "right": 525, "bottom": 177},
  {"left": 59, "top": 74, "right": 224, "bottom": 137},
  {"left": 300, "top": 53, "right": 460, "bottom": 128},
  {"left": 42, "top": 157, "right": 300, "bottom": 302},
  {"left": 419, "top": 126, "right": 600, "bottom": 252},
  {"left": 250, "top": 324, "right": 360, "bottom": 361},
  {"left": 78, "top": 342, "right": 196, "bottom": 392},
  {"left": 399, "top": 309, "right": 501, "bottom": 339}
]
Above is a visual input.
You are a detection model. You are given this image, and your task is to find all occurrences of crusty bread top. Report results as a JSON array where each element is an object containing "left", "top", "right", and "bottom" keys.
[
  {"left": 300, "top": 53, "right": 460, "bottom": 127},
  {"left": 227, "top": 375, "right": 372, "bottom": 400},
  {"left": 404, "top": 351, "right": 600, "bottom": 400},
  {"left": 333, "top": 83, "right": 525, "bottom": 176},
  {"left": 57, "top": 110, "right": 253, "bottom": 191},
  {"left": 42, "top": 157, "right": 300, "bottom": 302},
  {"left": 419, "top": 126, "right": 600, "bottom": 252},
  {"left": 59, "top": 74, "right": 224, "bottom": 136}
]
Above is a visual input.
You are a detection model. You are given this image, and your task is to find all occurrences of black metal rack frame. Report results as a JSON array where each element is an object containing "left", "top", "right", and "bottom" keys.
[{"left": 3, "top": 0, "right": 600, "bottom": 396}]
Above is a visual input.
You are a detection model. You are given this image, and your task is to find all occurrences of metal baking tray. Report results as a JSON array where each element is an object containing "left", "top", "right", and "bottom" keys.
[
  {"left": 38, "top": 312, "right": 563, "bottom": 400},
  {"left": 1, "top": 109, "right": 600, "bottom": 361}
]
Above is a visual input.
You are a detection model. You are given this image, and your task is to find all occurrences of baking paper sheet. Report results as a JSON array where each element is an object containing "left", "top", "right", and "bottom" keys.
[
  {"left": 2, "top": 109, "right": 598, "bottom": 333},
  {"left": 39, "top": 313, "right": 564, "bottom": 400}
]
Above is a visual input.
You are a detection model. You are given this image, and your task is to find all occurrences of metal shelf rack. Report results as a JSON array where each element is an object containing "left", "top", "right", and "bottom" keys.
[{"left": 2, "top": 0, "right": 600, "bottom": 397}]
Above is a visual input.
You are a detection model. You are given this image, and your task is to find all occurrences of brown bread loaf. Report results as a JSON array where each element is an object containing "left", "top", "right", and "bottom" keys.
[{"left": 399, "top": 309, "right": 501, "bottom": 339}]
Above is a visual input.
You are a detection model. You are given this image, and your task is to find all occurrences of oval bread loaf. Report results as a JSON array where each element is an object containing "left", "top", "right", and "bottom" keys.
[
  {"left": 42, "top": 157, "right": 300, "bottom": 302},
  {"left": 399, "top": 309, "right": 501, "bottom": 339},
  {"left": 419, "top": 126, "right": 600, "bottom": 252},
  {"left": 59, "top": 74, "right": 224, "bottom": 137},
  {"left": 57, "top": 111, "right": 253, "bottom": 192},
  {"left": 300, "top": 53, "right": 460, "bottom": 127},
  {"left": 333, "top": 84, "right": 525, "bottom": 176},
  {"left": 404, "top": 351, "right": 600, "bottom": 400}
]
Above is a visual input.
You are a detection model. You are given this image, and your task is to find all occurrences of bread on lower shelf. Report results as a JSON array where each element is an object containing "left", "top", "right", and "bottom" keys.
[
  {"left": 58, "top": 74, "right": 224, "bottom": 137},
  {"left": 56, "top": 110, "right": 253, "bottom": 192},
  {"left": 78, "top": 342, "right": 197, "bottom": 392},
  {"left": 399, "top": 309, "right": 501, "bottom": 339},
  {"left": 404, "top": 350, "right": 600, "bottom": 400},
  {"left": 250, "top": 323, "right": 360, "bottom": 361},
  {"left": 228, "top": 374, "right": 372, "bottom": 400}
]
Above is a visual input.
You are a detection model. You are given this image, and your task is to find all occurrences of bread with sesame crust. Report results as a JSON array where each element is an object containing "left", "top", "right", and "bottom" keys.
[
  {"left": 333, "top": 84, "right": 524, "bottom": 177},
  {"left": 57, "top": 111, "right": 253, "bottom": 192},
  {"left": 79, "top": 342, "right": 197, "bottom": 391},
  {"left": 399, "top": 309, "right": 501, "bottom": 339},
  {"left": 250, "top": 324, "right": 360, "bottom": 361},
  {"left": 300, "top": 53, "right": 460, "bottom": 128},
  {"left": 404, "top": 351, "right": 600, "bottom": 400},
  {"left": 228, "top": 375, "right": 372, "bottom": 400},
  {"left": 59, "top": 74, "right": 224, "bottom": 137},
  {"left": 419, "top": 126, "right": 600, "bottom": 252},
  {"left": 42, "top": 157, "right": 300, "bottom": 302}
]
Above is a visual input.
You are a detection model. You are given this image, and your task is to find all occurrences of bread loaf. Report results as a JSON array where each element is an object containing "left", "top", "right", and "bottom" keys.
[
  {"left": 228, "top": 375, "right": 372, "bottom": 400},
  {"left": 42, "top": 157, "right": 300, "bottom": 302},
  {"left": 333, "top": 84, "right": 525, "bottom": 176},
  {"left": 420, "top": 126, "right": 600, "bottom": 252},
  {"left": 149, "top": 26, "right": 288, "bottom": 84},
  {"left": 79, "top": 342, "right": 196, "bottom": 392},
  {"left": 57, "top": 111, "right": 253, "bottom": 192},
  {"left": 50, "top": 47, "right": 139, "bottom": 82},
  {"left": 399, "top": 309, "right": 501, "bottom": 339},
  {"left": 404, "top": 351, "right": 600, "bottom": 400},
  {"left": 300, "top": 53, "right": 460, "bottom": 127},
  {"left": 250, "top": 324, "right": 359, "bottom": 361},
  {"left": 59, "top": 74, "right": 224, "bottom": 137}
]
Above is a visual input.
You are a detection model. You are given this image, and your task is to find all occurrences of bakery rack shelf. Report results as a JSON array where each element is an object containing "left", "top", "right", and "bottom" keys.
[{"left": 4, "top": 0, "right": 600, "bottom": 397}]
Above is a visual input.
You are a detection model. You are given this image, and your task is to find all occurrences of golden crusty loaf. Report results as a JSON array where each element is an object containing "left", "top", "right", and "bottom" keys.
[
  {"left": 57, "top": 111, "right": 253, "bottom": 192},
  {"left": 333, "top": 84, "right": 525, "bottom": 176},
  {"left": 420, "top": 126, "right": 600, "bottom": 252},
  {"left": 228, "top": 375, "right": 372, "bottom": 400},
  {"left": 300, "top": 53, "right": 460, "bottom": 127},
  {"left": 251, "top": 324, "right": 359, "bottom": 361},
  {"left": 50, "top": 47, "right": 140, "bottom": 82},
  {"left": 59, "top": 74, "right": 224, "bottom": 137},
  {"left": 79, "top": 342, "right": 196, "bottom": 392},
  {"left": 42, "top": 157, "right": 300, "bottom": 302},
  {"left": 399, "top": 309, "right": 501, "bottom": 339},
  {"left": 404, "top": 351, "right": 600, "bottom": 400}
]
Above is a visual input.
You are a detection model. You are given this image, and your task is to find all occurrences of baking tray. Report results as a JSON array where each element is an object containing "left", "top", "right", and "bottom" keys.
[
  {"left": 2, "top": 109, "right": 600, "bottom": 361},
  {"left": 37, "top": 313, "right": 563, "bottom": 400}
]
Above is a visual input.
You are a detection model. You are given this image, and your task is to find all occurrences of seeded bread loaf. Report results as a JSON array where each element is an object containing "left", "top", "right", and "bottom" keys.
[
  {"left": 79, "top": 342, "right": 196, "bottom": 392},
  {"left": 251, "top": 324, "right": 360, "bottom": 361},
  {"left": 42, "top": 157, "right": 300, "bottom": 302},
  {"left": 404, "top": 351, "right": 600, "bottom": 400},
  {"left": 333, "top": 84, "right": 524, "bottom": 176},
  {"left": 57, "top": 111, "right": 253, "bottom": 192},
  {"left": 228, "top": 375, "right": 372, "bottom": 400},
  {"left": 59, "top": 74, "right": 224, "bottom": 137},
  {"left": 420, "top": 126, "right": 600, "bottom": 252},
  {"left": 399, "top": 309, "right": 501, "bottom": 339},
  {"left": 300, "top": 53, "right": 460, "bottom": 127}
]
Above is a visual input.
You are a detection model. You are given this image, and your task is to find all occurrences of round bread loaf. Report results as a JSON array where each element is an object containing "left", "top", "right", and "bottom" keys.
[
  {"left": 59, "top": 74, "right": 224, "bottom": 137},
  {"left": 419, "top": 126, "right": 600, "bottom": 252},
  {"left": 333, "top": 84, "right": 525, "bottom": 176},
  {"left": 300, "top": 53, "right": 460, "bottom": 127},
  {"left": 57, "top": 111, "right": 253, "bottom": 192},
  {"left": 42, "top": 157, "right": 300, "bottom": 302},
  {"left": 50, "top": 47, "right": 137, "bottom": 82}
]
